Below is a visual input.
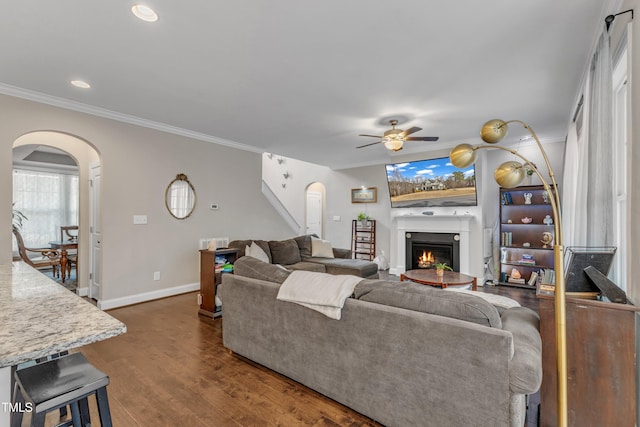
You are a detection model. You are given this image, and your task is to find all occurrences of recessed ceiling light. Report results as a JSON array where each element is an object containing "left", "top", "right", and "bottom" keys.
[
  {"left": 70, "top": 80, "right": 91, "bottom": 89},
  {"left": 131, "top": 4, "right": 158, "bottom": 22}
]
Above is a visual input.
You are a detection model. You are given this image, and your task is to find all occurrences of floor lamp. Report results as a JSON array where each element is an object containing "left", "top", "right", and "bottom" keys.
[{"left": 449, "top": 119, "right": 567, "bottom": 427}]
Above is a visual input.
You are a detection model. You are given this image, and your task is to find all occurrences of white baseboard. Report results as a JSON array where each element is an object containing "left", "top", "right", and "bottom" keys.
[{"left": 97, "top": 282, "right": 199, "bottom": 310}]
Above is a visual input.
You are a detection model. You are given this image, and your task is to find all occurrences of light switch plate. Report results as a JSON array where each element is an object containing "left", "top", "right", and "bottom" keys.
[{"left": 133, "top": 215, "right": 148, "bottom": 225}]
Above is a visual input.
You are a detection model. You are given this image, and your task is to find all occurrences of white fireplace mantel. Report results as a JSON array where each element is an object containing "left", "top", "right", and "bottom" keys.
[{"left": 390, "top": 214, "right": 474, "bottom": 275}]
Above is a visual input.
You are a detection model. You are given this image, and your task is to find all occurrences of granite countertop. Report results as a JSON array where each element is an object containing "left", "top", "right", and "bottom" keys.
[{"left": 0, "top": 262, "right": 126, "bottom": 368}]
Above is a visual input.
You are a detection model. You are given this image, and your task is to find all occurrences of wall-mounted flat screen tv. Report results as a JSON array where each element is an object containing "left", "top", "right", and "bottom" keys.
[{"left": 385, "top": 157, "right": 477, "bottom": 208}]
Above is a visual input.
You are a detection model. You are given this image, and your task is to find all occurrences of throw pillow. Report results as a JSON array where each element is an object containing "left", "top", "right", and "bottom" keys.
[
  {"left": 311, "top": 238, "right": 334, "bottom": 258},
  {"left": 268, "top": 239, "right": 302, "bottom": 265},
  {"left": 245, "top": 241, "right": 270, "bottom": 263},
  {"left": 293, "top": 235, "right": 313, "bottom": 258}
]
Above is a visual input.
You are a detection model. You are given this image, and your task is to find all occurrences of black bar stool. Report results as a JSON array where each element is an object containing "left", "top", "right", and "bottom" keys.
[{"left": 11, "top": 352, "right": 112, "bottom": 427}]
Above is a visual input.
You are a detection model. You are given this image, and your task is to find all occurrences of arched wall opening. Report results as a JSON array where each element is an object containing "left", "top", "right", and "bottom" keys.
[{"left": 12, "top": 131, "right": 101, "bottom": 297}]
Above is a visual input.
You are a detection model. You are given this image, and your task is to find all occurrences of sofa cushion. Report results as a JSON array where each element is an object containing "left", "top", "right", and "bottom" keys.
[
  {"left": 233, "top": 255, "right": 291, "bottom": 284},
  {"left": 311, "top": 238, "right": 334, "bottom": 258},
  {"left": 501, "top": 307, "right": 542, "bottom": 394},
  {"left": 354, "top": 280, "right": 502, "bottom": 328},
  {"left": 229, "top": 240, "right": 272, "bottom": 263},
  {"left": 285, "top": 261, "right": 326, "bottom": 273},
  {"left": 269, "top": 239, "right": 302, "bottom": 265},
  {"left": 309, "top": 258, "right": 379, "bottom": 278}
]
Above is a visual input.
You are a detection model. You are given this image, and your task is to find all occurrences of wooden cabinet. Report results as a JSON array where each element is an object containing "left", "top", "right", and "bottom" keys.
[
  {"left": 351, "top": 219, "right": 376, "bottom": 261},
  {"left": 537, "top": 292, "right": 640, "bottom": 426},
  {"left": 499, "top": 185, "right": 555, "bottom": 288},
  {"left": 199, "top": 248, "right": 239, "bottom": 318}
]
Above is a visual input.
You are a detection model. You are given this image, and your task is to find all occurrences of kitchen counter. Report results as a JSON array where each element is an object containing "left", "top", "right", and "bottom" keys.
[{"left": 0, "top": 262, "right": 126, "bottom": 426}]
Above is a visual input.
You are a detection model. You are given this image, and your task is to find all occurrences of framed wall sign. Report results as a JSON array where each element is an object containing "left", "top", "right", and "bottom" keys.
[{"left": 351, "top": 187, "right": 377, "bottom": 203}]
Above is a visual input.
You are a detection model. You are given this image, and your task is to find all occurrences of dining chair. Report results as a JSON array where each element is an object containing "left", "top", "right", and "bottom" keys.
[
  {"left": 13, "top": 230, "right": 61, "bottom": 277},
  {"left": 60, "top": 225, "right": 79, "bottom": 278},
  {"left": 60, "top": 225, "right": 79, "bottom": 242}
]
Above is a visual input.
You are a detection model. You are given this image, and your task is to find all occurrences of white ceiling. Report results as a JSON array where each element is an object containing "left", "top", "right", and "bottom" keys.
[{"left": 0, "top": 1, "right": 615, "bottom": 170}]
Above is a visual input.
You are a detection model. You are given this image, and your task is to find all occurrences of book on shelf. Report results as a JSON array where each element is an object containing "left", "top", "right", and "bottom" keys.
[
  {"left": 500, "top": 232, "right": 513, "bottom": 246},
  {"left": 527, "top": 271, "right": 538, "bottom": 286},
  {"left": 215, "top": 263, "right": 234, "bottom": 273},
  {"left": 537, "top": 268, "right": 555, "bottom": 285},
  {"left": 501, "top": 192, "right": 513, "bottom": 205},
  {"left": 507, "top": 277, "right": 526, "bottom": 284}
]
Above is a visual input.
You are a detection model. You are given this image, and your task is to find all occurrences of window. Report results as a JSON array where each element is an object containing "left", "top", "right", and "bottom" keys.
[
  {"left": 611, "top": 40, "right": 628, "bottom": 290},
  {"left": 12, "top": 169, "right": 79, "bottom": 251}
]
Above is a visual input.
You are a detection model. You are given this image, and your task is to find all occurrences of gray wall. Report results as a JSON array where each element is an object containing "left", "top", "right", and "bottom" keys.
[{"left": 0, "top": 94, "right": 292, "bottom": 306}]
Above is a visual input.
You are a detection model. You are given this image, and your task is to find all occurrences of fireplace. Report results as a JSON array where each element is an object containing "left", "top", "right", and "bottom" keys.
[
  {"left": 391, "top": 214, "right": 473, "bottom": 276},
  {"left": 405, "top": 232, "right": 460, "bottom": 272}
]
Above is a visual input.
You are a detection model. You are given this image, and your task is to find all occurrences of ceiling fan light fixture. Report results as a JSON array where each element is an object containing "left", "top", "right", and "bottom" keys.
[{"left": 383, "top": 138, "right": 403, "bottom": 151}]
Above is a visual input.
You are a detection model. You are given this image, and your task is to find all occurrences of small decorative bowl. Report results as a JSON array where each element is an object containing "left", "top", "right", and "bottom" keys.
[{"left": 521, "top": 217, "right": 533, "bottom": 224}]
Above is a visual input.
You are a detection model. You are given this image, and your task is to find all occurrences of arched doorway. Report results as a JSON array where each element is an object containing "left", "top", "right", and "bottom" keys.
[
  {"left": 12, "top": 131, "right": 101, "bottom": 299},
  {"left": 305, "top": 182, "right": 325, "bottom": 237}
]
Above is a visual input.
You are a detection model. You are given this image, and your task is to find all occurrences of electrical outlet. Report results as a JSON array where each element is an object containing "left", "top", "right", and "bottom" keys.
[{"left": 153, "top": 271, "right": 160, "bottom": 281}]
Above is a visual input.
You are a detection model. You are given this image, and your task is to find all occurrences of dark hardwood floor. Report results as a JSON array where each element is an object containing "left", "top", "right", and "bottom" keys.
[
  {"left": 40, "top": 292, "right": 381, "bottom": 427},
  {"left": 35, "top": 275, "right": 540, "bottom": 427}
]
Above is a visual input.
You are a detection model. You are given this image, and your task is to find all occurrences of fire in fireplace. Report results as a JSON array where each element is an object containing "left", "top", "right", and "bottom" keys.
[
  {"left": 417, "top": 250, "right": 435, "bottom": 268},
  {"left": 405, "top": 232, "right": 460, "bottom": 271}
]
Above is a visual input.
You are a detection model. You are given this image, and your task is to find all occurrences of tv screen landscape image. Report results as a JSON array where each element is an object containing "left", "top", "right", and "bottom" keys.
[{"left": 386, "top": 157, "right": 477, "bottom": 208}]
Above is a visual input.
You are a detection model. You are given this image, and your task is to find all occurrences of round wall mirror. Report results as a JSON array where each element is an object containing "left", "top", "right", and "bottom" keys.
[{"left": 165, "top": 173, "right": 196, "bottom": 219}]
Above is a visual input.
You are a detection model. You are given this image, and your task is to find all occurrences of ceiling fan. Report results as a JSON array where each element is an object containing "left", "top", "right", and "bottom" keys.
[{"left": 356, "top": 119, "right": 439, "bottom": 151}]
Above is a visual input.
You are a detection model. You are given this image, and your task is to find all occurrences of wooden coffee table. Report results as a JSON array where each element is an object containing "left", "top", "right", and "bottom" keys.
[{"left": 400, "top": 269, "right": 477, "bottom": 291}]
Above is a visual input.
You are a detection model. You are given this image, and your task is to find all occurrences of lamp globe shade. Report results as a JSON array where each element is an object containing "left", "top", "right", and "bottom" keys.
[
  {"left": 494, "top": 161, "right": 525, "bottom": 188},
  {"left": 449, "top": 143, "right": 477, "bottom": 168},
  {"left": 481, "top": 119, "right": 508, "bottom": 144}
]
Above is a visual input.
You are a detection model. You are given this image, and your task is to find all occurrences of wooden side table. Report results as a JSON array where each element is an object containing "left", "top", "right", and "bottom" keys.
[
  {"left": 537, "top": 291, "right": 640, "bottom": 426},
  {"left": 400, "top": 269, "right": 477, "bottom": 291},
  {"left": 199, "top": 248, "right": 238, "bottom": 318}
]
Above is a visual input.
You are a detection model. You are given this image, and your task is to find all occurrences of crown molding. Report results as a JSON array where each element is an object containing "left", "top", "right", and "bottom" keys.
[{"left": 0, "top": 83, "right": 263, "bottom": 154}]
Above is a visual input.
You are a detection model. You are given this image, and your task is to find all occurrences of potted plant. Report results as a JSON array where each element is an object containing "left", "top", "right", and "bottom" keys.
[
  {"left": 12, "top": 203, "right": 27, "bottom": 233},
  {"left": 434, "top": 262, "right": 453, "bottom": 277},
  {"left": 356, "top": 212, "right": 371, "bottom": 227}
]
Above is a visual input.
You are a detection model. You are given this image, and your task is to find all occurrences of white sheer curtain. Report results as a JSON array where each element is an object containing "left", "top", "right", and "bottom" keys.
[
  {"left": 587, "top": 30, "right": 614, "bottom": 246},
  {"left": 12, "top": 169, "right": 79, "bottom": 250},
  {"left": 562, "top": 29, "right": 614, "bottom": 247}
]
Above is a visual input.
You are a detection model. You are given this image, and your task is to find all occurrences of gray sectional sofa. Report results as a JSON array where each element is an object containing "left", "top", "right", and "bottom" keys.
[
  {"left": 228, "top": 234, "right": 379, "bottom": 279},
  {"left": 221, "top": 256, "right": 542, "bottom": 427}
]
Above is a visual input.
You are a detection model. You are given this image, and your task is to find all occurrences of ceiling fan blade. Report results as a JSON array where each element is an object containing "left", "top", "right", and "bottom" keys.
[
  {"left": 356, "top": 140, "right": 383, "bottom": 149},
  {"left": 358, "top": 134, "right": 384, "bottom": 138},
  {"left": 400, "top": 126, "right": 422, "bottom": 137},
  {"left": 405, "top": 136, "right": 440, "bottom": 142}
]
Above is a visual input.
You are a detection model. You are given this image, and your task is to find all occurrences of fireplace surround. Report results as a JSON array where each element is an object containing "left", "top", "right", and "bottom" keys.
[{"left": 391, "top": 214, "right": 473, "bottom": 275}]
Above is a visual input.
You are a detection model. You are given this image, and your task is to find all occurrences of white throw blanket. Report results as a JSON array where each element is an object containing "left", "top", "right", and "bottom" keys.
[{"left": 276, "top": 270, "right": 362, "bottom": 320}]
